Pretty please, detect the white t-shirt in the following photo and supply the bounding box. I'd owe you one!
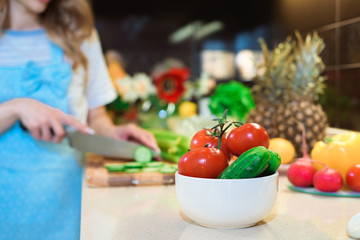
[69,30,117,123]
[0,28,117,124]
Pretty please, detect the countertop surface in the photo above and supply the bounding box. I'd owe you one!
[81,172,359,240]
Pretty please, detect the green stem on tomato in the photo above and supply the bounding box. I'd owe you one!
[211,109,234,150]
[217,125,224,150]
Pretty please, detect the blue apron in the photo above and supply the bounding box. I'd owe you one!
[0,42,82,239]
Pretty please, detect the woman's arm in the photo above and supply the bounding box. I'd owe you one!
[0,98,90,143]
[87,106,160,153]
[82,31,158,152]
[0,99,22,134]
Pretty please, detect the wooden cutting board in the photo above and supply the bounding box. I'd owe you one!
[85,154,176,187]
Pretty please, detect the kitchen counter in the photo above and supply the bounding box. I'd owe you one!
[81,173,359,240]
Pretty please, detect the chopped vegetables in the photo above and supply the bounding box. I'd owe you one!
[105,161,177,174]
[134,146,153,163]
[146,128,190,163]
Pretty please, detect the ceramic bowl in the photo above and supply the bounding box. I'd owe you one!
[175,171,279,229]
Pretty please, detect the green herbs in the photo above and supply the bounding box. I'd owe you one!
[209,81,255,122]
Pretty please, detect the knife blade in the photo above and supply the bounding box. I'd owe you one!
[19,123,150,159]
[65,128,141,159]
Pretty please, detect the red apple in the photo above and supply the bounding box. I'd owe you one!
[287,160,317,187]
[313,168,343,192]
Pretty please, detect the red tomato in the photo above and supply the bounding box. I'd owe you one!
[178,147,228,178]
[220,134,232,160]
[313,168,343,192]
[190,129,232,160]
[190,129,218,149]
[226,123,270,157]
[346,164,360,192]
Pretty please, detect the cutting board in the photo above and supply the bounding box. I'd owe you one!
[85,154,176,187]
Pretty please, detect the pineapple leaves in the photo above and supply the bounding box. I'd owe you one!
[254,30,327,103]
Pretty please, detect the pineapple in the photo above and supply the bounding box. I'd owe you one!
[274,31,328,157]
[247,37,294,137]
[248,31,328,157]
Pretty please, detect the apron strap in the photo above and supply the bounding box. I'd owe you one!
[49,42,68,65]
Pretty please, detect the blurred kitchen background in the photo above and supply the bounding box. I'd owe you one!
[90,0,360,131]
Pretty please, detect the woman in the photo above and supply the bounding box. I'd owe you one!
[0,0,159,239]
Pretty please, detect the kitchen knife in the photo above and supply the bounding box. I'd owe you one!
[65,128,142,159]
[20,123,147,159]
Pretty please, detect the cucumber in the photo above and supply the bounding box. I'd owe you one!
[105,160,178,174]
[218,146,271,179]
[124,168,142,173]
[124,162,144,168]
[134,146,153,163]
[262,150,281,176]
[169,164,178,170]
[145,161,164,168]
[159,165,177,174]
[105,164,126,172]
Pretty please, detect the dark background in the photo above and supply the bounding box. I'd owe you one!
[91,0,360,131]
[92,0,275,75]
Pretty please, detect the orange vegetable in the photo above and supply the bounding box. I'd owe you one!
[108,61,126,81]
[311,132,360,181]
[269,138,295,164]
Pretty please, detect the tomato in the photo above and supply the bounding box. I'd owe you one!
[220,134,232,160]
[313,168,343,192]
[346,164,360,192]
[226,123,270,157]
[178,147,228,178]
[190,129,232,160]
[190,129,217,149]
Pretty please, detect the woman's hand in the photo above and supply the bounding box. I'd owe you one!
[13,98,91,143]
[88,106,160,153]
[106,123,160,153]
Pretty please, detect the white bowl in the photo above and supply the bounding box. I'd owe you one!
[175,171,279,229]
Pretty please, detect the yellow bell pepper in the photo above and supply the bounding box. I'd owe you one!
[311,131,360,181]
[179,101,197,118]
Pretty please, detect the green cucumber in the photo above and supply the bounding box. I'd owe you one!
[169,164,178,170]
[145,162,164,168]
[159,165,177,174]
[105,164,126,172]
[262,150,281,176]
[124,162,144,168]
[134,146,153,163]
[218,146,271,179]
[124,168,142,173]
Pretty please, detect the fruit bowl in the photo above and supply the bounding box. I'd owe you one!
[175,171,279,229]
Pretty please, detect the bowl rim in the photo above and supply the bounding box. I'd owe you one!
[175,171,279,182]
